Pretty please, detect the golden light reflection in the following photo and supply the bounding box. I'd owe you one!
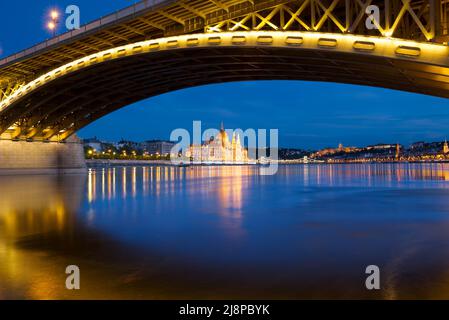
[0,175,85,299]
[122,167,127,198]
[217,166,245,218]
[87,169,95,203]
[132,167,137,198]
[107,168,113,199]
[101,168,106,200]
[85,166,255,215]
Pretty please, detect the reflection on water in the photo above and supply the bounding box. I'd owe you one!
[0,175,85,299]
[3,164,449,299]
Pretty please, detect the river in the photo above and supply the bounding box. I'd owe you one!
[2,164,449,299]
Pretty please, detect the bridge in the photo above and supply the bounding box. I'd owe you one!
[1,0,449,171]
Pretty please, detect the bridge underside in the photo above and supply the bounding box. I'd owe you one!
[1,0,449,141]
[2,32,449,141]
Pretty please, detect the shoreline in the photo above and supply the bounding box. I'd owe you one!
[86,159,449,167]
[86,159,258,167]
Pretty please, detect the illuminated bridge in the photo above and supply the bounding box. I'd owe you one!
[2,0,449,143]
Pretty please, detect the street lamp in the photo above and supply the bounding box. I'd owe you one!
[50,10,59,20]
[47,9,60,37]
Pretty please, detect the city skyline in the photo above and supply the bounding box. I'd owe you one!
[83,134,449,153]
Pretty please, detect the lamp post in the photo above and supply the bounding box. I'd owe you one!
[47,10,60,37]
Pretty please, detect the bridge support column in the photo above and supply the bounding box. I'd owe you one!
[0,134,86,175]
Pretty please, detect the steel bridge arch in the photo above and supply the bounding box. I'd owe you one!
[1,30,449,141]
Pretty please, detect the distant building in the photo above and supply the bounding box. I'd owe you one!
[338,143,344,151]
[117,140,141,151]
[83,137,102,152]
[443,140,449,154]
[312,143,358,158]
[410,141,425,150]
[366,144,396,150]
[278,148,310,160]
[395,143,401,159]
[186,124,249,163]
[143,140,175,156]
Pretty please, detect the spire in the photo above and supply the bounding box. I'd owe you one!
[220,121,224,132]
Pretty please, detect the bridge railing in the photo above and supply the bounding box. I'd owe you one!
[0,0,173,67]
[2,0,449,69]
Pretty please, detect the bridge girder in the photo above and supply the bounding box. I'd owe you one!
[204,0,443,41]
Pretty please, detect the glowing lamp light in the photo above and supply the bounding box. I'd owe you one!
[46,9,60,35]
[47,21,56,30]
[50,10,59,20]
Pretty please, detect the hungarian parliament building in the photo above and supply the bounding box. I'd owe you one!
[185,125,250,164]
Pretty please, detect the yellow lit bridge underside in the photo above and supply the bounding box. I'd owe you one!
[2,31,449,140]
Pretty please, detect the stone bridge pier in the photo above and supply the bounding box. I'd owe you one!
[0,134,86,175]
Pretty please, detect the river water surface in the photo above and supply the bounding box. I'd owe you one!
[2,164,449,299]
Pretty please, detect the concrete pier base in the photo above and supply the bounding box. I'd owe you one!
[0,135,87,175]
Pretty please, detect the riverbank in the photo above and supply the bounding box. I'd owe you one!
[87,159,449,167]
[87,159,174,167]
[86,159,259,167]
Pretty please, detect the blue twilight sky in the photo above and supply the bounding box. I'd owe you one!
[1,1,449,149]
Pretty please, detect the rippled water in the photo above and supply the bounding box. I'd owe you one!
[2,163,449,299]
